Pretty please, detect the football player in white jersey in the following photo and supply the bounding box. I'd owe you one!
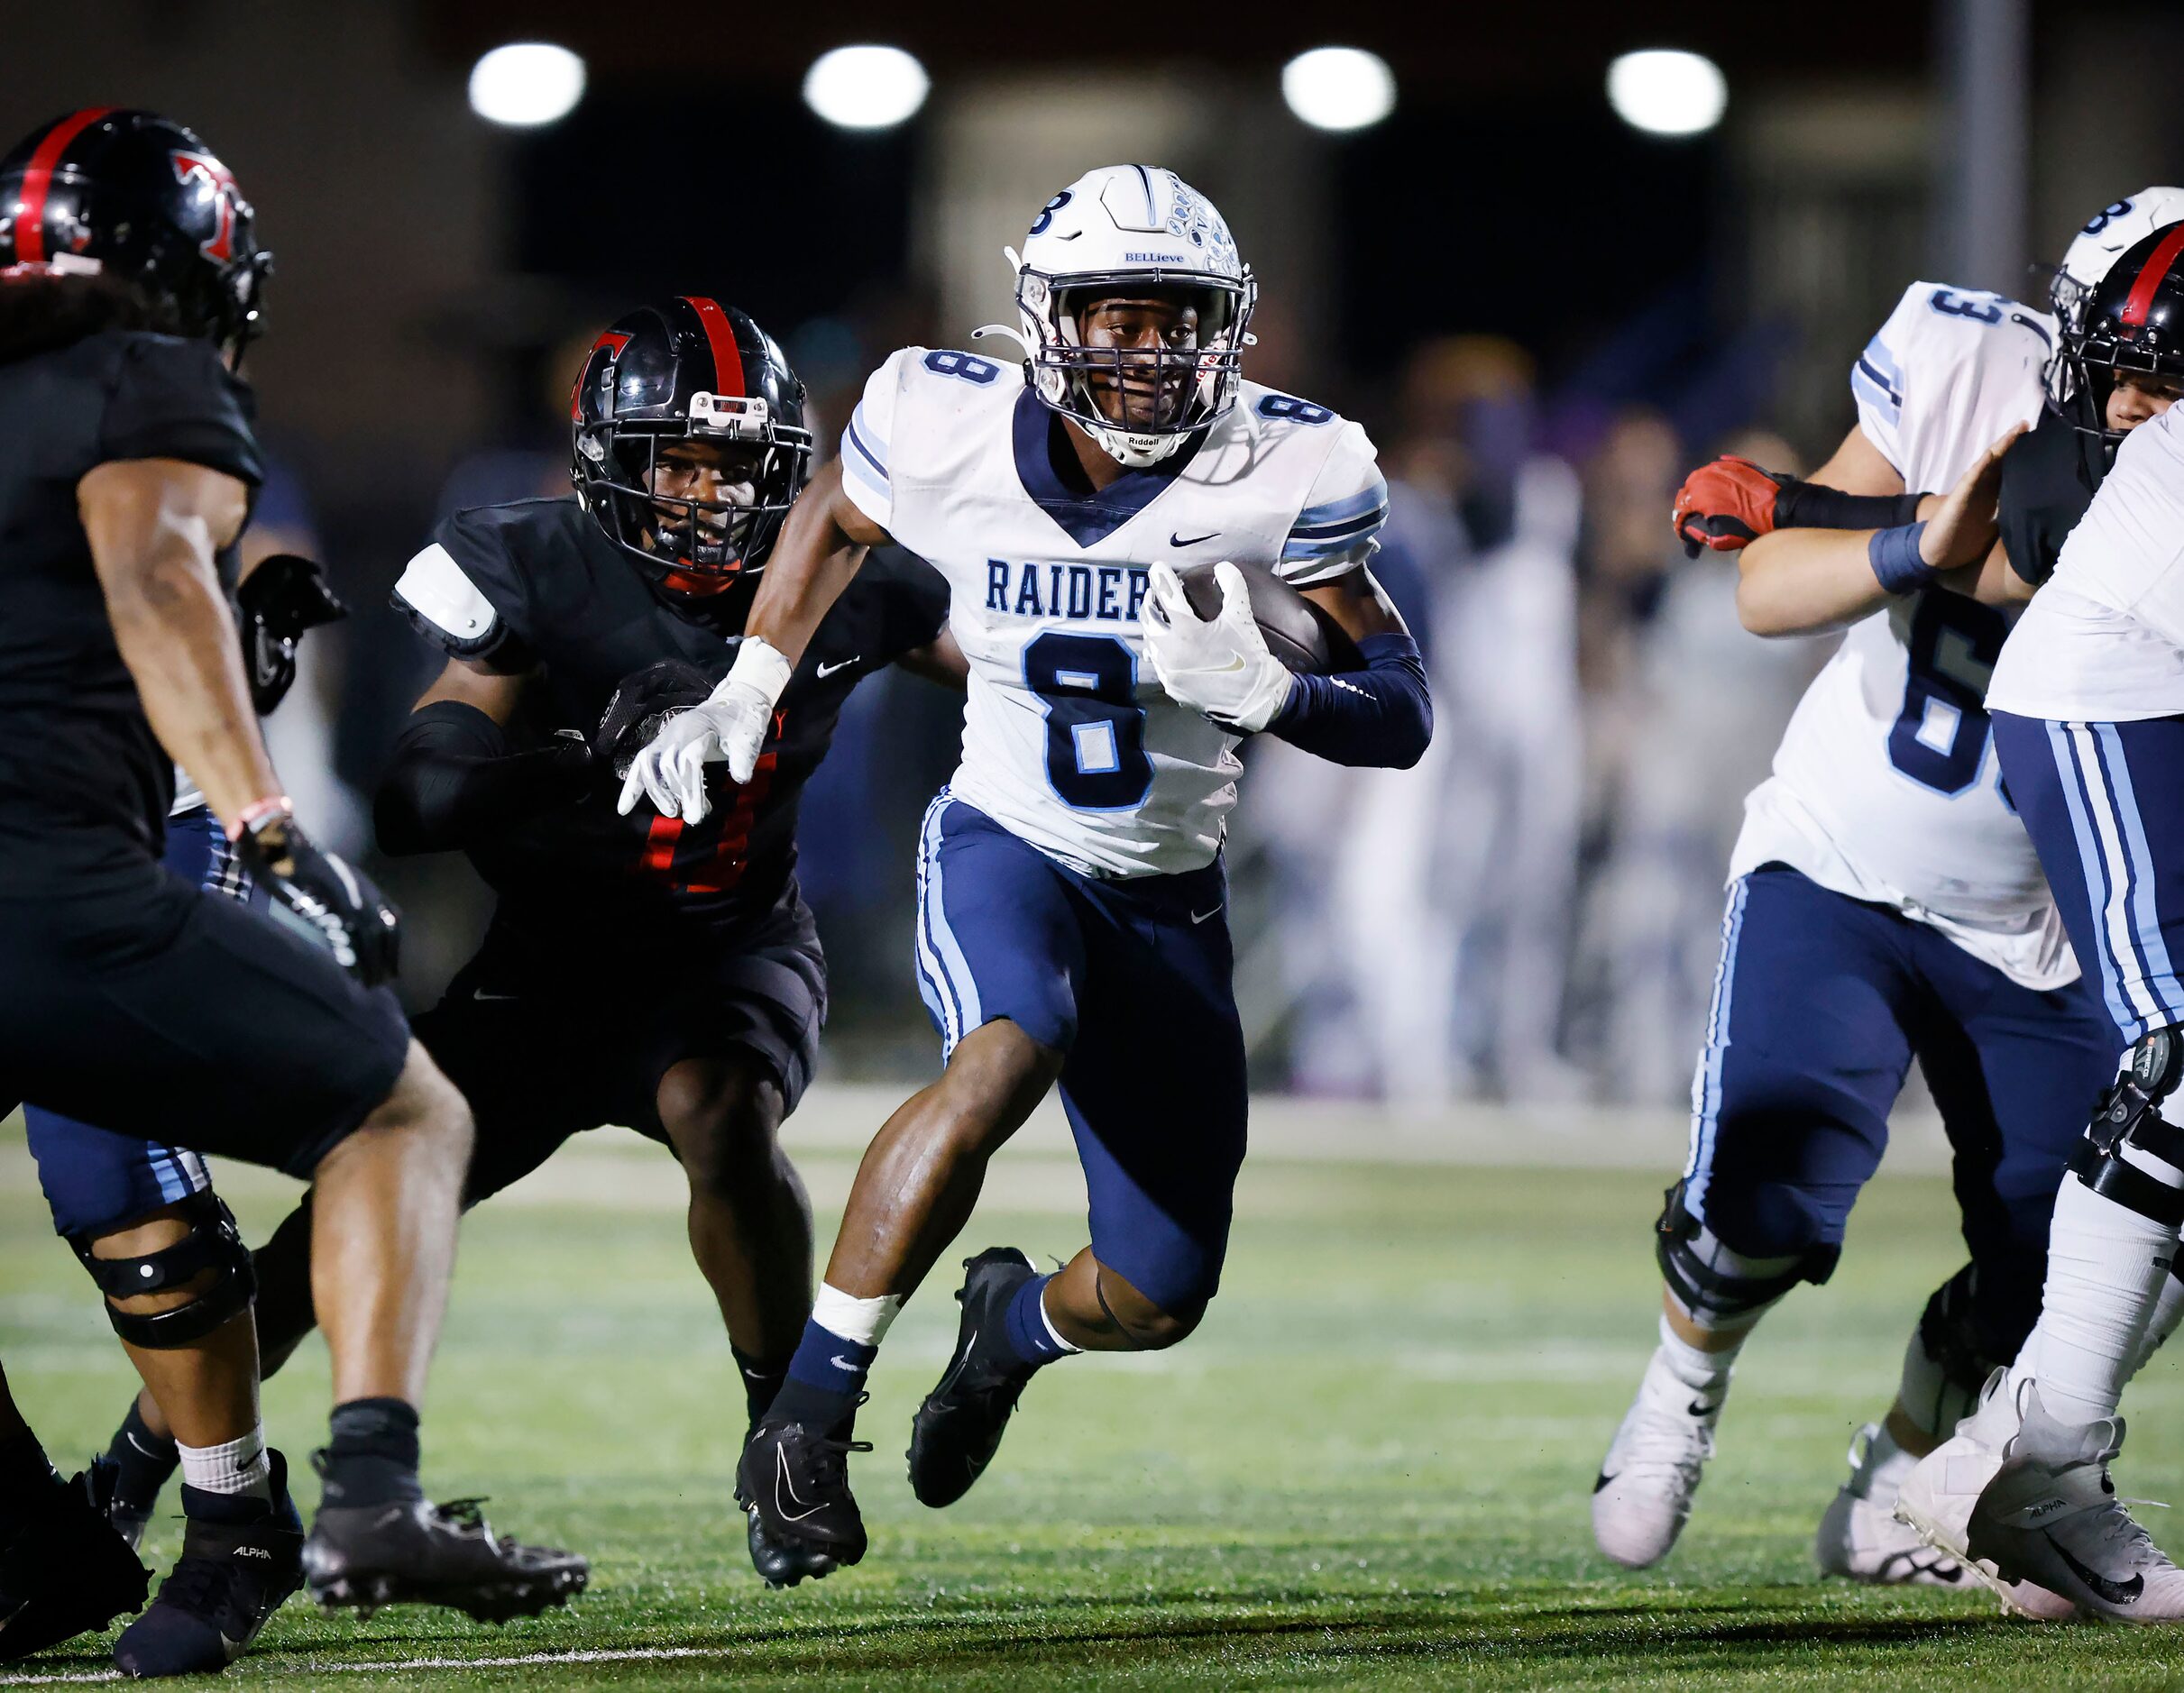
[1895,223,2184,1622]
[1593,190,2184,1608]
[620,165,1431,1583]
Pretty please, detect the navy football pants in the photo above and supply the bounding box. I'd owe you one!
[1993,711,2184,1051]
[1679,862,2113,1356]
[913,794,1246,1314]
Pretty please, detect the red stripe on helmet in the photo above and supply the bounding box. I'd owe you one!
[13,106,117,264]
[2120,224,2184,328]
[682,296,745,398]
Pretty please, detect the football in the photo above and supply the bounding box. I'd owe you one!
[1175,559,1363,675]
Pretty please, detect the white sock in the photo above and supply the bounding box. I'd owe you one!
[2131,1249,2184,1375]
[812,1282,902,1350]
[177,1425,272,1502]
[1656,1313,1739,1395]
[1855,1418,1920,1492]
[2012,1174,2177,1425]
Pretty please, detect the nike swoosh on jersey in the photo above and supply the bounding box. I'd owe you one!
[816,656,860,678]
[1170,530,1219,547]
[2047,1532,2145,1604]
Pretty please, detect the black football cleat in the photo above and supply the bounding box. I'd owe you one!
[302,1465,586,1624]
[0,1461,151,1662]
[734,1418,871,1587]
[907,1247,1042,1509]
[113,1451,305,1677]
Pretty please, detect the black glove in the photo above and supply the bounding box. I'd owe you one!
[236,554,347,716]
[592,658,718,779]
[232,805,400,987]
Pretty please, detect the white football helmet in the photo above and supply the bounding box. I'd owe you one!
[977,165,1257,469]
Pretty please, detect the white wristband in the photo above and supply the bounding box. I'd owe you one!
[718,636,794,709]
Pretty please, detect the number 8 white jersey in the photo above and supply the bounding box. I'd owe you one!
[1730,281,2078,987]
[841,345,1387,878]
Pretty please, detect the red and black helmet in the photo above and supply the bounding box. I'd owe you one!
[570,297,812,597]
[2058,220,2184,471]
[0,108,271,361]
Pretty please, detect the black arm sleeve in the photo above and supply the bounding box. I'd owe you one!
[373,700,593,856]
[1772,480,1925,532]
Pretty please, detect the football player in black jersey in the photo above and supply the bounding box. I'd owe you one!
[0,109,584,1670]
[103,296,963,1563]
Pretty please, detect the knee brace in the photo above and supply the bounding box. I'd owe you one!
[69,1191,256,1349]
[1656,1181,1838,1332]
[2071,1027,2184,1227]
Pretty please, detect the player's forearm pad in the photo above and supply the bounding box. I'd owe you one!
[1268,633,1432,769]
[1773,480,1926,533]
[374,700,593,855]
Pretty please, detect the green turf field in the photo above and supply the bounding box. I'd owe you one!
[9,1124,2184,1689]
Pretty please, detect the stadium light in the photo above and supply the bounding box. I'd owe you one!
[803,45,930,131]
[1280,47,1396,133]
[467,42,587,128]
[1606,49,1728,138]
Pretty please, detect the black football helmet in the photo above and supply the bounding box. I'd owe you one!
[0,108,271,361]
[2056,220,2184,471]
[570,297,812,597]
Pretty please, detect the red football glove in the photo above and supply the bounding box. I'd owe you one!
[1671,456,1791,557]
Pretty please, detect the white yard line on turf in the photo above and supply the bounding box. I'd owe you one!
[3,1644,760,1686]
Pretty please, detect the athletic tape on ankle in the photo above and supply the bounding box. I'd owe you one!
[811,1283,902,1349]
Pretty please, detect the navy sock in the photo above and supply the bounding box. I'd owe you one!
[999,1273,1074,1371]
[319,1397,423,1510]
[766,1320,875,1435]
[731,1343,793,1432]
[179,1480,275,1525]
[105,1400,178,1513]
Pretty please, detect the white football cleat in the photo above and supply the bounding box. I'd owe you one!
[1815,1423,1972,1588]
[1892,1371,2079,1621]
[1963,1380,2184,1623]
[1592,1348,1723,1569]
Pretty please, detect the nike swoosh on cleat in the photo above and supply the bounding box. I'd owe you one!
[2047,1532,2145,1605]
[1593,1469,1617,1494]
[775,1446,823,1523]
[1687,1398,1720,1418]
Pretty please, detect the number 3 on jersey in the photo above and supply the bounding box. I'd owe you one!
[1888,593,2009,796]
[1023,632,1152,810]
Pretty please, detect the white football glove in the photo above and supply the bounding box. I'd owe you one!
[616,637,793,822]
[1142,561,1295,734]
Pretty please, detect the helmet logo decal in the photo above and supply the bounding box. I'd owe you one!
[170,150,240,262]
[1029,190,1072,237]
[571,329,632,419]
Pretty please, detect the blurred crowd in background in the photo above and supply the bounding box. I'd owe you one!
[16,0,2182,1104]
